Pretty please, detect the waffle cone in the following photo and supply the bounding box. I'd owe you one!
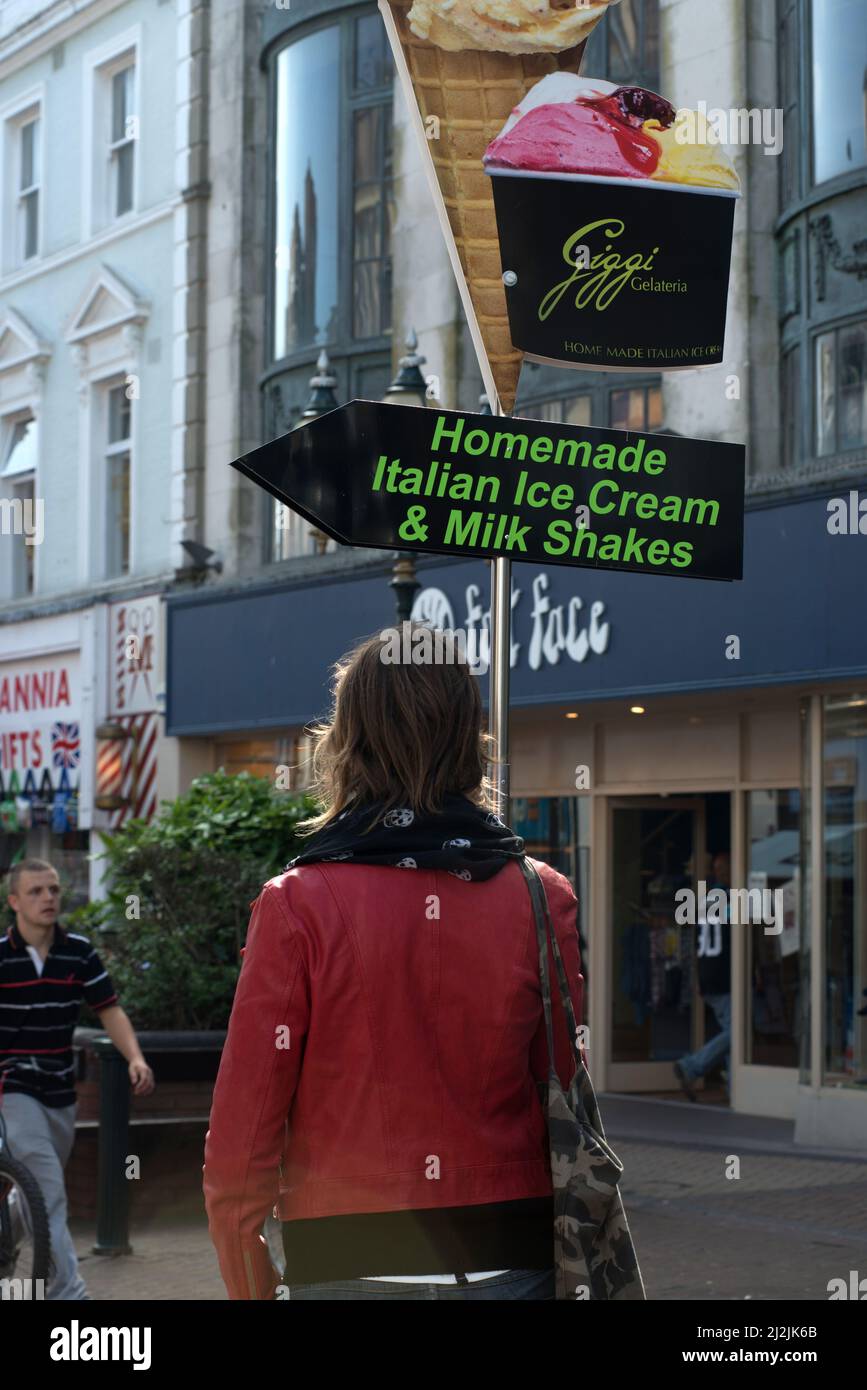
[384,1,596,414]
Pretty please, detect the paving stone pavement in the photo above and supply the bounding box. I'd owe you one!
[620,1140,867,1236]
[70,1214,228,1302]
[616,1139,867,1301]
[67,1139,867,1301]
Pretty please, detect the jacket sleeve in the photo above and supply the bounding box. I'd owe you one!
[528,862,586,1092]
[203,881,309,1299]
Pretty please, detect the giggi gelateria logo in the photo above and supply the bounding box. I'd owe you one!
[538,218,685,319]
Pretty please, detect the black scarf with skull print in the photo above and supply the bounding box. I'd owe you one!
[287,793,525,882]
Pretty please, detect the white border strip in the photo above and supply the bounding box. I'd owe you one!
[486,167,740,198]
[378,0,500,409]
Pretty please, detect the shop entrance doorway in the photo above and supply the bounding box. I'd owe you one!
[606,794,731,1098]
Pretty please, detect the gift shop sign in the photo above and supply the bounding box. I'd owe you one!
[232,401,745,582]
[0,654,81,796]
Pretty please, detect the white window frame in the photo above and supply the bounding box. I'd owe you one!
[16,113,41,263]
[83,370,136,582]
[107,60,136,222]
[65,266,147,584]
[81,26,141,238]
[0,87,45,274]
[0,407,41,599]
[102,377,133,580]
[9,471,37,597]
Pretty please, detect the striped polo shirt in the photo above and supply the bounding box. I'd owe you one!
[0,921,118,1108]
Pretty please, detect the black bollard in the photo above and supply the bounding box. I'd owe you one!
[91,1036,133,1255]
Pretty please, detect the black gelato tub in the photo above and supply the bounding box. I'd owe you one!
[488,167,739,372]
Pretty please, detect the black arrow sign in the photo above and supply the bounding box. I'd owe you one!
[231,400,745,581]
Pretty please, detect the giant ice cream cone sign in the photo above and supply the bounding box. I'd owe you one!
[381,1,741,403]
[379,0,619,414]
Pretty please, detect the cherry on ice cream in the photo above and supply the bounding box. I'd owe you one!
[610,85,677,128]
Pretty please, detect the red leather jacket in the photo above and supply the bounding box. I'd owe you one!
[203,857,584,1299]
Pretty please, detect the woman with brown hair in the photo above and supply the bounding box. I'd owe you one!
[203,625,585,1300]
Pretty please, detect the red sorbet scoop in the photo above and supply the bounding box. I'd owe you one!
[485,90,666,179]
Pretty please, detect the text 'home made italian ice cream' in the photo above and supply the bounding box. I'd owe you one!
[405,0,620,54]
[484,75,741,191]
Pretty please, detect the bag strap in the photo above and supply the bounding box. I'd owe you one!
[520,858,582,1079]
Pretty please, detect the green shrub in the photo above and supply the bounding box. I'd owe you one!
[66,771,318,1030]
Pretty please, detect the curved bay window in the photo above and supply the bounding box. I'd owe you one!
[811,0,867,188]
[516,377,662,435]
[266,4,395,560]
[515,0,663,431]
[273,28,340,362]
[777,0,867,476]
[814,320,867,458]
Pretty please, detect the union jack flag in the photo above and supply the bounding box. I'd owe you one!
[51,722,80,769]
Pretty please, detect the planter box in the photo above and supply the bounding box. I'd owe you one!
[67,1122,210,1225]
[68,1030,227,1222]
[73,1028,226,1123]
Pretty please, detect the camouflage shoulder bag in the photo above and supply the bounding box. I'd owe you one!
[521,858,646,1301]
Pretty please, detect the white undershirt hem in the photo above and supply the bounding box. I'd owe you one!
[360,1270,511,1283]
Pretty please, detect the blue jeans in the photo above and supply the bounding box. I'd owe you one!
[286,1268,556,1300]
[679,993,731,1081]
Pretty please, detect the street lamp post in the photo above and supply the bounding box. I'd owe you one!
[390,553,421,624]
[301,347,339,420]
[300,348,339,556]
[382,328,430,408]
[383,329,429,623]
[478,388,511,822]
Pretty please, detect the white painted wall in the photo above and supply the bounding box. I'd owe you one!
[659,0,756,449]
[391,76,464,410]
[0,0,179,605]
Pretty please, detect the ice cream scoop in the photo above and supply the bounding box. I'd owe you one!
[406,0,620,54]
[646,110,740,191]
[484,75,740,191]
[485,77,666,178]
[494,72,617,140]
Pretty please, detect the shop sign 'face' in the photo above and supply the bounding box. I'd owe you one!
[412,572,611,675]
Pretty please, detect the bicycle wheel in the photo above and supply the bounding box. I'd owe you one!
[0,1154,52,1298]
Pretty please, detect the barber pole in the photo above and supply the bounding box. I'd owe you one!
[96,735,124,807]
[109,712,158,829]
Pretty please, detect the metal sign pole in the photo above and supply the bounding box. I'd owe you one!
[488,394,511,825]
[488,553,511,825]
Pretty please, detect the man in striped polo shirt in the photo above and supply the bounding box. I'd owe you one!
[1,858,154,1300]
